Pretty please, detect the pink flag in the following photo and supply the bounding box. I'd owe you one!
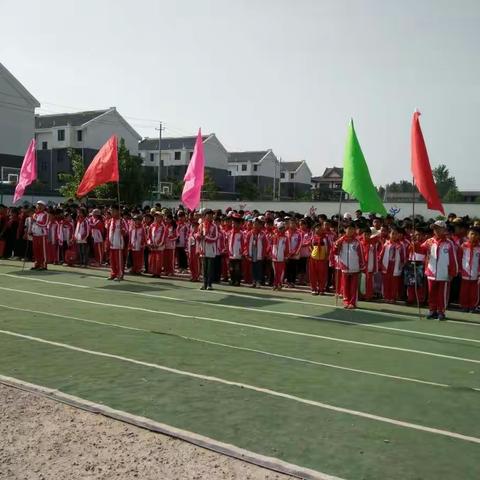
[13,139,37,203]
[181,129,205,210]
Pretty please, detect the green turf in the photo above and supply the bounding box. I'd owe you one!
[0,262,479,479]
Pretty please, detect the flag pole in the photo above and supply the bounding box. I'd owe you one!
[335,188,343,307]
[411,177,422,321]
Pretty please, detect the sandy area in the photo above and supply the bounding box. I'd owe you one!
[0,383,293,480]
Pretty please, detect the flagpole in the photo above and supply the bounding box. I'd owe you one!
[335,188,343,307]
[411,177,422,321]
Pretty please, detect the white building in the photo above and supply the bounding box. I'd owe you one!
[279,161,313,199]
[0,63,40,183]
[139,134,233,192]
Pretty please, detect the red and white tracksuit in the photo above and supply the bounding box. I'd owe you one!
[420,237,458,314]
[188,224,200,281]
[129,225,146,274]
[47,219,60,264]
[163,225,177,275]
[406,246,426,304]
[89,217,105,264]
[31,211,49,268]
[309,234,329,293]
[458,241,480,309]
[379,240,405,302]
[334,236,365,308]
[271,233,290,287]
[108,218,128,279]
[361,236,381,300]
[147,222,165,276]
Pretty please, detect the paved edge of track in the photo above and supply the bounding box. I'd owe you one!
[0,375,344,480]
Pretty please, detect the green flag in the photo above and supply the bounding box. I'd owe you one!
[342,119,387,216]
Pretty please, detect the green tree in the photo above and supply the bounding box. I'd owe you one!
[201,172,219,200]
[433,164,459,199]
[59,149,85,199]
[237,181,259,200]
[444,188,463,202]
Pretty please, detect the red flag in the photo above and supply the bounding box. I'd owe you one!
[410,111,445,215]
[76,135,119,197]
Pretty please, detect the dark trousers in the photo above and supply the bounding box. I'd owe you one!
[252,261,263,284]
[78,243,89,266]
[229,259,242,285]
[263,259,273,285]
[176,247,188,270]
[144,248,149,273]
[203,257,215,288]
[286,258,298,284]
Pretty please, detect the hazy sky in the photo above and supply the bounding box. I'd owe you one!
[2,0,479,188]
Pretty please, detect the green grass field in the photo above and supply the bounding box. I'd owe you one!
[0,260,479,480]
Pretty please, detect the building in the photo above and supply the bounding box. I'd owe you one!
[279,161,312,199]
[311,167,343,200]
[35,108,142,191]
[139,134,233,193]
[0,63,40,186]
[228,150,279,198]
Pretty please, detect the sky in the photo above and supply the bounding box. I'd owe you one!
[2,0,479,189]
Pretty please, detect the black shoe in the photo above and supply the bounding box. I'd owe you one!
[426,311,438,319]
[438,313,447,321]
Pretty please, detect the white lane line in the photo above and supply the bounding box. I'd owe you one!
[1,286,480,365]
[1,273,479,345]
[1,304,462,390]
[1,328,480,445]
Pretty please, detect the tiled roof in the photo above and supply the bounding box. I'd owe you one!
[139,135,208,151]
[228,151,269,163]
[35,110,109,128]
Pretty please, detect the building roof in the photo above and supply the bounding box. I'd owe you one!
[139,135,209,151]
[0,62,40,108]
[280,161,303,172]
[228,150,270,164]
[35,110,109,129]
[322,167,343,177]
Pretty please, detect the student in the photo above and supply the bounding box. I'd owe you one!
[107,205,128,281]
[285,218,302,287]
[245,218,269,288]
[30,200,49,270]
[360,227,382,300]
[378,226,405,303]
[89,208,105,266]
[58,211,75,265]
[163,214,177,276]
[405,226,427,305]
[309,223,329,295]
[47,209,60,265]
[333,224,365,309]
[213,215,225,283]
[147,211,165,278]
[298,219,312,285]
[227,215,244,286]
[198,209,218,290]
[458,227,480,312]
[271,222,290,290]
[129,215,146,275]
[419,220,458,320]
[175,210,189,273]
[74,207,90,268]
[187,216,201,282]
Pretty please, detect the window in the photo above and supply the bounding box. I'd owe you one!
[149,153,155,162]
[228,170,232,176]
[57,129,65,141]
[189,151,194,159]
[290,173,295,180]
[42,141,48,150]
[280,172,285,179]
[77,130,83,142]
[253,165,258,172]
[174,151,181,160]
[241,164,247,171]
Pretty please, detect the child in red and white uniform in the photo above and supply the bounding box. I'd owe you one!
[197,209,218,290]
[378,227,405,303]
[458,227,480,312]
[129,215,146,275]
[175,211,189,272]
[107,206,128,280]
[263,218,275,286]
[285,219,302,287]
[419,221,458,320]
[271,222,290,290]
[188,217,201,281]
[58,211,75,264]
[89,209,105,266]
[245,218,269,288]
[147,211,165,278]
[163,214,177,276]
[405,226,427,305]
[360,227,382,300]
[309,224,329,295]
[31,200,49,270]
[221,216,232,282]
[214,215,226,283]
[227,216,244,286]
[47,210,60,265]
[298,219,312,285]
[74,208,90,267]
[333,224,365,309]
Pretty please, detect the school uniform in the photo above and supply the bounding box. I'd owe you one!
[31,211,49,269]
[298,229,312,282]
[188,224,201,281]
[379,240,405,302]
[214,226,226,283]
[198,220,218,289]
[175,221,189,270]
[47,219,60,264]
[108,218,128,279]
[129,225,146,274]
[271,233,290,288]
[147,222,165,277]
[163,225,177,276]
[74,217,90,267]
[334,236,365,308]
[309,234,329,294]
[420,237,458,315]
[361,235,382,300]
[458,241,480,310]
[245,229,269,286]
[405,244,427,305]
[227,227,244,286]
[89,217,105,265]
[285,229,302,285]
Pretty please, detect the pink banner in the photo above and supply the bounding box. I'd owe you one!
[13,139,37,203]
[181,129,205,210]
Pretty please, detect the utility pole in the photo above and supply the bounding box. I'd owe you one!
[278,157,282,201]
[155,122,164,202]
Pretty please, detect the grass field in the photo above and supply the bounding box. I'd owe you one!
[0,259,479,480]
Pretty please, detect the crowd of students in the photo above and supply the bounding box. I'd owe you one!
[0,200,479,320]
